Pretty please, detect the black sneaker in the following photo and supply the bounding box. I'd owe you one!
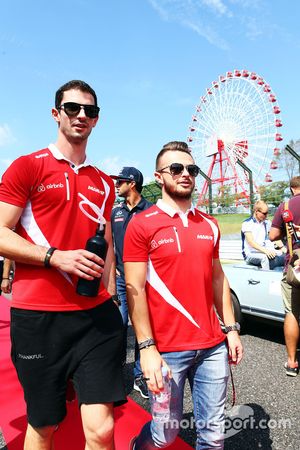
[133,376,149,399]
[284,362,299,377]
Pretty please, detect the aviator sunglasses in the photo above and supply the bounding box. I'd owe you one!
[58,102,100,119]
[158,162,200,177]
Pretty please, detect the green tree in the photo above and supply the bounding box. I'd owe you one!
[217,185,235,207]
[277,139,300,180]
[141,181,161,203]
[259,181,289,206]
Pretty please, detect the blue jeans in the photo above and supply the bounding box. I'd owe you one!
[116,275,142,377]
[135,341,229,449]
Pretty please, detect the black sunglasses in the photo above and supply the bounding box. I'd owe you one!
[258,210,268,216]
[158,163,200,177]
[58,102,100,119]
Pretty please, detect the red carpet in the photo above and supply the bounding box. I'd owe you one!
[0,297,192,449]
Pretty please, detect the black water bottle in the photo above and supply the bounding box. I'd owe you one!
[76,224,108,297]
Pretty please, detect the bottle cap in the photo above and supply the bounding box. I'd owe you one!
[98,223,106,232]
[161,366,168,377]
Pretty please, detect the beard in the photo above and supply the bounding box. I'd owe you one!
[164,180,194,200]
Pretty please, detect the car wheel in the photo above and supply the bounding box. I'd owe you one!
[231,291,244,330]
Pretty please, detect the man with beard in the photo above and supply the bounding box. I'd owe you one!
[0,80,125,450]
[124,141,243,450]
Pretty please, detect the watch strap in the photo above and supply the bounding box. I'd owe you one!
[138,338,156,350]
[224,322,240,334]
[44,247,57,268]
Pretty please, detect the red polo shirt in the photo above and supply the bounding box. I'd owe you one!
[123,200,225,352]
[0,144,115,311]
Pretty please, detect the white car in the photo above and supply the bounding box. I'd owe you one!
[222,262,284,326]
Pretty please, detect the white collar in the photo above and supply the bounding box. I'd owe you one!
[156,198,196,218]
[48,143,93,171]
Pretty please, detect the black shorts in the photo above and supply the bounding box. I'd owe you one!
[11,299,126,428]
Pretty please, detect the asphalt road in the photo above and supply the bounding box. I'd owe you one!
[126,318,300,450]
[1,318,299,450]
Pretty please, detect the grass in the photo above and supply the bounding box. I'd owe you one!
[212,213,249,236]
[213,213,275,236]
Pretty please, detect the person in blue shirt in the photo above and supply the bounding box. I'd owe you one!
[111,167,152,398]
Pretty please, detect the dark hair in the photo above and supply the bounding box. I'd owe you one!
[55,80,98,109]
[155,141,192,170]
[290,176,300,189]
[135,183,143,194]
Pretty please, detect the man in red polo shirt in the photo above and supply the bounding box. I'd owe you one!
[0,80,125,450]
[124,141,243,450]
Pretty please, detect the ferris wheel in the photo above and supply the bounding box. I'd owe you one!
[187,69,283,206]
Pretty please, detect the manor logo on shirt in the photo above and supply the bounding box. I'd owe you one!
[35,153,49,159]
[197,234,213,240]
[145,211,158,218]
[88,185,105,195]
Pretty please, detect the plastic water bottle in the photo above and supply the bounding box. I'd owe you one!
[76,224,108,297]
[150,367,171,423]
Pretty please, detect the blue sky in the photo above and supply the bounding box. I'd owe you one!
[0,0,299,185]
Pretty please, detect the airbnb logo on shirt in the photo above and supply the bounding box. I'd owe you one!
[151,238,175,249]
[46,183,64,189]
[37,184,46,192]
[37,183,64,192]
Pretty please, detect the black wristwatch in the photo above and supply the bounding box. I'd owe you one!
[224,322,241,334]
[138,338,156,350]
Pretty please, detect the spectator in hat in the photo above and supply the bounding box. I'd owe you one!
[111,167,153,399]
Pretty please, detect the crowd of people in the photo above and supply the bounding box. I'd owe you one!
[0,79,298,450]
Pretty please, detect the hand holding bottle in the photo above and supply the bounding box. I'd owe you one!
[150,366,171,423]
[76,224,108,297]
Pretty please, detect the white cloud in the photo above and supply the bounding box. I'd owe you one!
[184,19,229,51]
[202,0,232,17]
[0,124,16,148]
[148,0,287,49]
[148,0,231,50]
